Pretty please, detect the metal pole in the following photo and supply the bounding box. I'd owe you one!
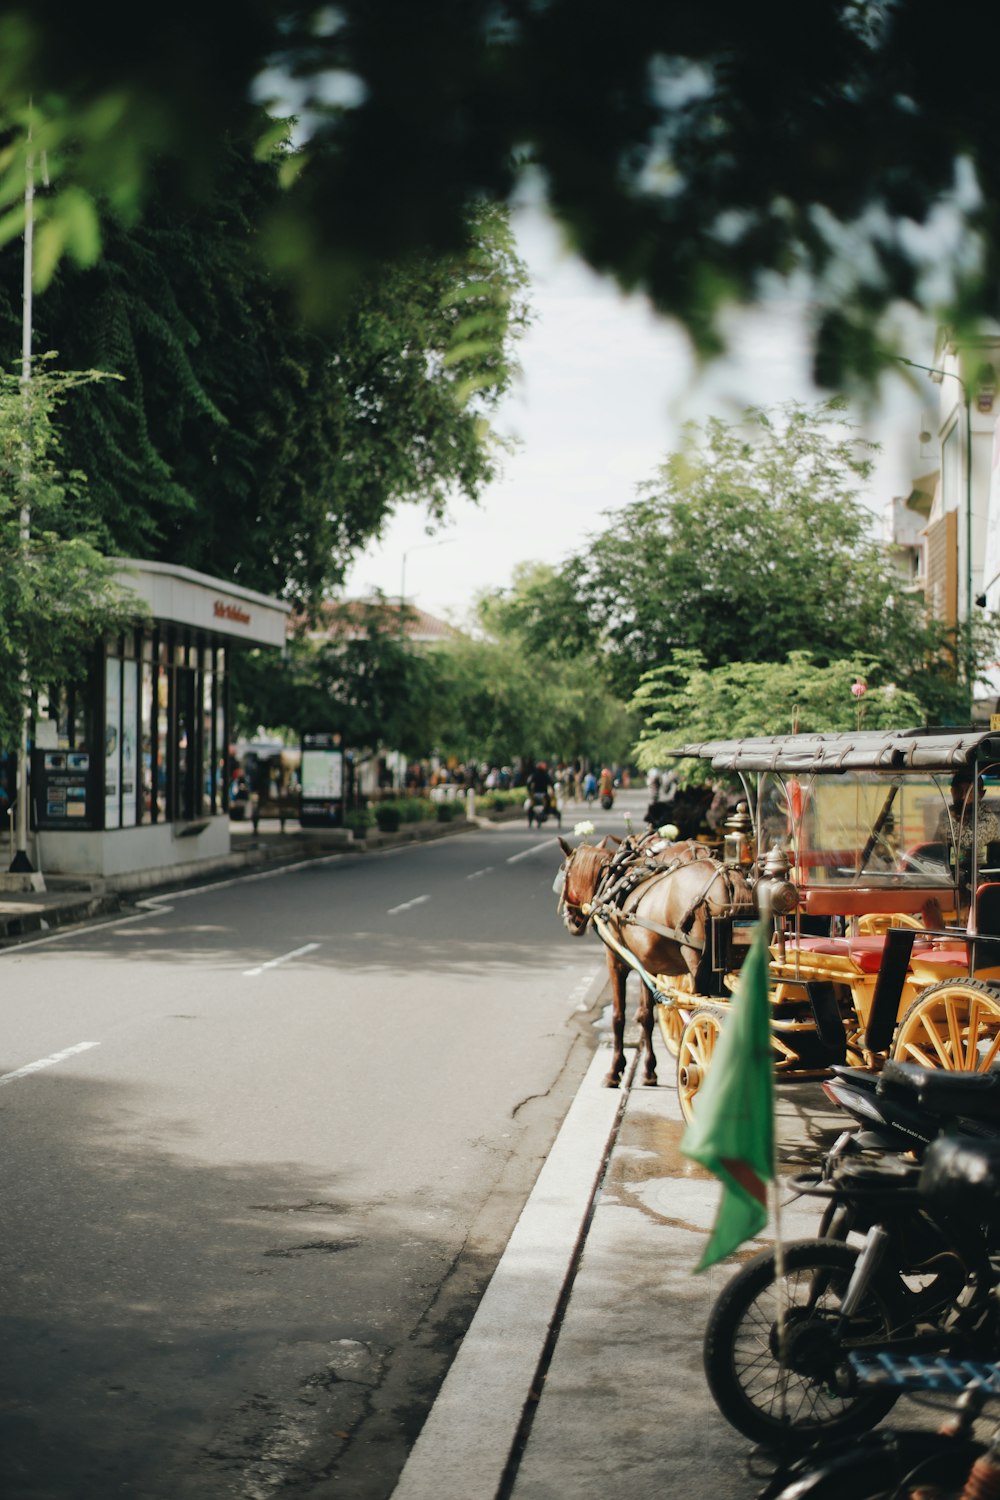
[10,121,34,872]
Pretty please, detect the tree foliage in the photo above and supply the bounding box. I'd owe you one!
[0,364,144,746]
[2,4,1000,382]
[0,140,529,607]
[230,602,449,754]
[486,402,988,723]
[232,592,635,770]
[632,650,925,775]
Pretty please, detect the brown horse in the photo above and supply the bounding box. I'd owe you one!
[556,835,754,1087]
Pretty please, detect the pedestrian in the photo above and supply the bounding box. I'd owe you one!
[583,769,598,804]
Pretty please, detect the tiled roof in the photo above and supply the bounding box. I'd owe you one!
[294,598,459,644]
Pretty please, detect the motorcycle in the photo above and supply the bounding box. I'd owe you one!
[527,790,561,829]
[703,1073,1000,1452]
[757,1139,1000,1496]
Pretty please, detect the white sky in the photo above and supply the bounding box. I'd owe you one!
[342,205,934,625]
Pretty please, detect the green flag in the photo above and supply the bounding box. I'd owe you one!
[681,920,774,1271]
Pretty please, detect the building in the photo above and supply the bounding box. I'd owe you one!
[29,559,289,879]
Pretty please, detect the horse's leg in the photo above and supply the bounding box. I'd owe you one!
[604,949,628,1087]
[635,978,658,1086]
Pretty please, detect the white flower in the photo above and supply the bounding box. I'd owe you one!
[658,823,680,840]
[574,820,596,837]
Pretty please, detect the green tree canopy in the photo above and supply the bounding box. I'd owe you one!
[0,140,529,607]
[486,402,984,722]
[0,364,144,746]
[2,4,999,382]
[632,650,925,777]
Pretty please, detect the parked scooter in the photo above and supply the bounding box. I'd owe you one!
[703,1070,1000,1451]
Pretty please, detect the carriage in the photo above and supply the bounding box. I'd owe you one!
[558,727,1000,1121]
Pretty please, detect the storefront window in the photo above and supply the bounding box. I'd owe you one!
[141,661,154,824]
[105,658,122,830]
[122,658,139,827]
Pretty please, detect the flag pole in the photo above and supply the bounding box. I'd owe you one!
[761,887,789,1420]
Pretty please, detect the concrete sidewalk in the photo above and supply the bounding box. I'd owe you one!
[391,1037,876,1500]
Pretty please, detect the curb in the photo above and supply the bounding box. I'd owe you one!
[391,1040,635,1500]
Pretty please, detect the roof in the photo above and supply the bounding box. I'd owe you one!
[662,727,1000,774]
[299,598,459,644]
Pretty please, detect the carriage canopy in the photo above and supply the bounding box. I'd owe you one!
[663,727,1000,776]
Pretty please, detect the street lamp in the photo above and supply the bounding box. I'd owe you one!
[896,354,974,720]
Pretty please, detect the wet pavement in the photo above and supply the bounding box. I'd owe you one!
[391,1006,870,1500]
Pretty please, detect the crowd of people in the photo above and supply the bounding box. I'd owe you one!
[399,758,637,801]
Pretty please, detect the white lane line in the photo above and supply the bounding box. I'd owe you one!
[0,1041,100,1089]
[243,942,321,977]
[387,894,431,915]
[466,867,493,880]
[506,839,559,864]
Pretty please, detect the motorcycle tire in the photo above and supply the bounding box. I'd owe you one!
[760,1430,986,1500]
[600,794,613,809]
[703,1238,902,1451]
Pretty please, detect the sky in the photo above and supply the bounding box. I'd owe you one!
[342,205,934,626]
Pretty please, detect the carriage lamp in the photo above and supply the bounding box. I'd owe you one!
[755,843,800,917]
[723,803,756,869]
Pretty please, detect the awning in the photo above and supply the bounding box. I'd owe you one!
[661,727,1000,774]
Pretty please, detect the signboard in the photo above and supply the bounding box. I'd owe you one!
[32,749,96,829]
[300,732,345,827]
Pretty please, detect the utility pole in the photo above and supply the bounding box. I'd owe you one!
[10,113,40,877]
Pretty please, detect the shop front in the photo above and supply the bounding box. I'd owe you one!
[31,559,289,879]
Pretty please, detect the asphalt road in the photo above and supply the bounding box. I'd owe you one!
[0,797,632,1500]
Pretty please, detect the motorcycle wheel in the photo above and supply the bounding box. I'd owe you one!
[703,1238,902,1451]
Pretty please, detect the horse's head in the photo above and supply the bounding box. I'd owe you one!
[555,836,615,936]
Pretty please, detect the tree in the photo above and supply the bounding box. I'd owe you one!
[3,4,1000,383]
[230,601,450,754]
[632,650,925,776]
[0,364,143,747]
[434,630,636,769]
[491,402,985,720]
[0,140,529,607]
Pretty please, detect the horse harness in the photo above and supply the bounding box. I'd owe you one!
[588,844,747,955]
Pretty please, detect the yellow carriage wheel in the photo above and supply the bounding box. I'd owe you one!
[677,1003,728,1124]
[655,975,694,1057]
[891,978,1000,1073]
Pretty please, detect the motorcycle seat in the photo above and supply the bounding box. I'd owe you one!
[879,1058,1000,1120]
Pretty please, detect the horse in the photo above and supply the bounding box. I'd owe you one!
[556,835,755,1088]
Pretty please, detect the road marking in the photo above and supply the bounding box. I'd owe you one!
[507,839,559,864]
[387,894,431,915]
[0,1041,100,1089]
[243,942,320,977]
[467,867,493,880]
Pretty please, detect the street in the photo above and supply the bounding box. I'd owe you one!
[0,799,626,1499]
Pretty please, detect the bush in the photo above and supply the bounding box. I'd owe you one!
[375,803,401,833]
[436,802,454,822]
[345,807,375,837]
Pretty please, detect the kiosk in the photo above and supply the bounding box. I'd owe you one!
[30,559,290,879]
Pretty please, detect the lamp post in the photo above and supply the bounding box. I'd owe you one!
[10,116,37,873]
[897,355,974,721]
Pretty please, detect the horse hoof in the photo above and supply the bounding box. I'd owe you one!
[643,1074,658,1087]
[603,1074,621,1089]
